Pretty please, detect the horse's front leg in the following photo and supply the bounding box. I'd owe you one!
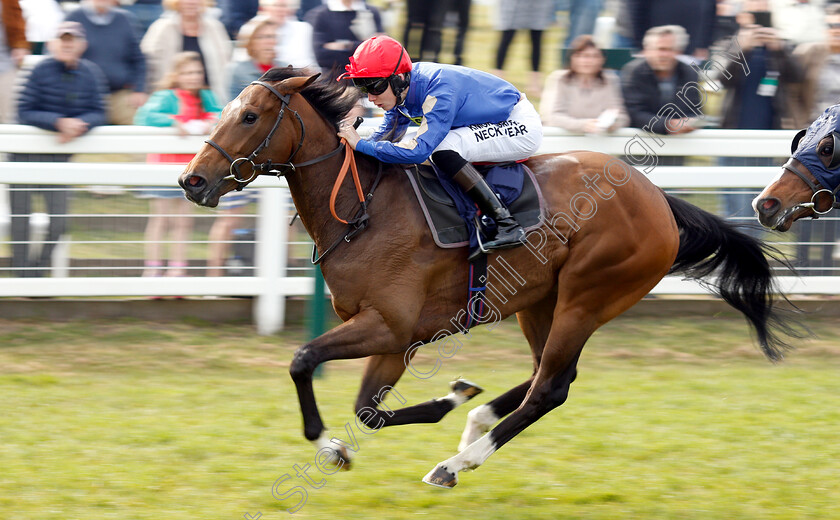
[288,308,410,469]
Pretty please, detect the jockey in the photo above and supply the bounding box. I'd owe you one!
[337,35,543,253]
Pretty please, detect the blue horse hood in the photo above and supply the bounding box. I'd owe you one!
[792,104,840,191]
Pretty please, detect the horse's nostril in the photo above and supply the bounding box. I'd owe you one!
[757,198,780,217]
[182,174,206,193]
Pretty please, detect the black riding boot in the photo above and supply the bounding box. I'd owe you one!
[452,163,525,251]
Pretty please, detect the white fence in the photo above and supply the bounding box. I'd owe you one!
[1,124,838,333]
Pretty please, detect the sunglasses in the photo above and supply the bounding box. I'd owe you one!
[830,22,840,29]
[352,77,390,95]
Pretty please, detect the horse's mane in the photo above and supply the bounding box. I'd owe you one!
[260,67,361,130]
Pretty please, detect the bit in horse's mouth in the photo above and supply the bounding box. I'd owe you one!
[769,206,802,231]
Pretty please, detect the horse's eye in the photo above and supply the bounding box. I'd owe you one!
[819,144,833,157]
[243,112,258,125]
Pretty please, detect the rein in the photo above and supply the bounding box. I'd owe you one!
[330,138,366,224]
[312,160,384,265]
[204,79,379,264]
[782,158,840,217]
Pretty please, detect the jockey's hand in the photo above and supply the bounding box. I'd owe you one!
[338,121,361,150]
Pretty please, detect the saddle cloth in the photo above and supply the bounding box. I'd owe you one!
[403,162,546,250]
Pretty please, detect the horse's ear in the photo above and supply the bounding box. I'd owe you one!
[791,128,807,155]
[279,73,322,94]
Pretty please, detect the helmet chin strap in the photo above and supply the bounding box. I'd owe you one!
[396,81,409,104]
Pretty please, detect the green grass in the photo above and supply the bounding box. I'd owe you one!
[1,315,839,519]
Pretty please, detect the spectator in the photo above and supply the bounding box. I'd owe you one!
[711,0,741,44]
[219,0,258,39]
[620,25,702,136]
[628,0,717,59]
[65,0,148,125]
[794,4,840,124]
[297,0,322,20]
[203,14,275,278]
[713,1,801,130]
[134,51,222,277]
[540,34,629,132]
[122,0,164,39]
[493,0,555,98]
[565,0,603,48]
[612,0,635,48]
[1,0,28,122]
[448,0,470,66]
[11,21,107,277]
[226,15,279,101]
[792,3,840,271]
[403,0,446,62]
[141,0,231,103]
[206,189,258,276]
[19,0,62,55]
[710,0,801,237]
[305,0,383,81]
[261,0,317,69]
[770,0,827,45]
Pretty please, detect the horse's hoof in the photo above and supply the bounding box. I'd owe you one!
[422,465,458,488]
[450,378,483,400]
[321,445,353,471]
[336,445,353,471]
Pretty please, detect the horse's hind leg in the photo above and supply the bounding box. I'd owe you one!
[458,379,531,451]
[424,311,590,488]
[424,237,674,487]
[458,299,553,450]
[354,353,484,430]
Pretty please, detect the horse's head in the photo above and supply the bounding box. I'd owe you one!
[179,71,321,207]
[754,105,840,231]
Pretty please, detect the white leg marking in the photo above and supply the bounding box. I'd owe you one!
[309,430,353,469]
[439,391,469,408]
[310,431,334,452]
[458,404,499,452]
[424,432,498,485]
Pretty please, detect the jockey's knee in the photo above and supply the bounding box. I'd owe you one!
[431,150,467,178]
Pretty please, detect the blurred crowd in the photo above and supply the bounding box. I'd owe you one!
[2,0,840,277]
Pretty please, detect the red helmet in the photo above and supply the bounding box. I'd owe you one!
[338,36,412,80]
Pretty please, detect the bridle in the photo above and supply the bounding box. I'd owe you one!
[202,79,383,265]
[781,158,840,219]
[204,80,346,191]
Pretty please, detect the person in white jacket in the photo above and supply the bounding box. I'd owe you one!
[261,0,319,70]
[141,0,231,102]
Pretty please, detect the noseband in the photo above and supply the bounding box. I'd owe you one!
[781,158,840,218]
[204,80,345,190]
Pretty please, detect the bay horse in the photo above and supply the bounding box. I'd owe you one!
[755,105,840,231]
[179,69,795,488]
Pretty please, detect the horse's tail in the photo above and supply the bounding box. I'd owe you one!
[664,193,803,361]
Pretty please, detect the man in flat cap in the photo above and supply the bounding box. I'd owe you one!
[10,21,108,277]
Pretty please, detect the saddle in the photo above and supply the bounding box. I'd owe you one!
[404,161,546,251]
